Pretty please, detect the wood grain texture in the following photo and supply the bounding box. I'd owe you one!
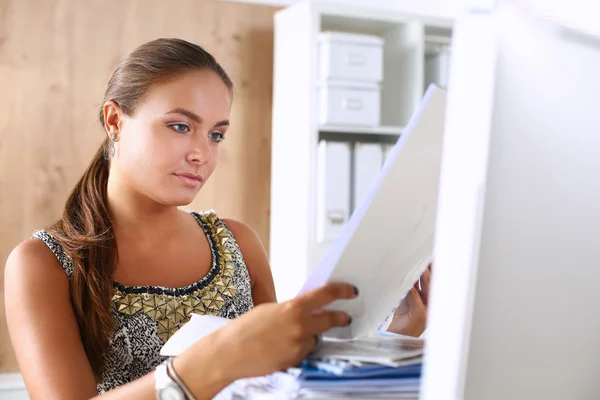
[0,0,278,372]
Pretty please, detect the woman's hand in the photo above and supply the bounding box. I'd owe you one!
[174,282,357,397]
[387,264,432,337]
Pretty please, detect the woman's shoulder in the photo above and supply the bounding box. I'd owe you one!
[220,218,261,242]
[193,210,272,291]
[4,237,71,297]
[188,208,262,245]
[187,209,252,235]
[31,229,74,277]
[7,236,64,268]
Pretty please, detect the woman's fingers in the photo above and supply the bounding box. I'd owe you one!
[296,282,358,310]
[309,310,351,335]
[419,266,432,306]
[407,286,426,313]
[301,335,320,358]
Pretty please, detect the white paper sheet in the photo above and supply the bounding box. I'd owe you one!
[160,314,231,357]
[298,85,447,339]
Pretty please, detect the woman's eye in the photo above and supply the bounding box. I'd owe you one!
[209,131,225,142]
[170,124,190,133]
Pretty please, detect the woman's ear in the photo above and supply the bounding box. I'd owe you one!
[102,101,122,140]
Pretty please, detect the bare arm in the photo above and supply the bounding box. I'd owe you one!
[4,239,231,400]
[223,219,277,305]
[5,238,355,399]
[5,239,98,399]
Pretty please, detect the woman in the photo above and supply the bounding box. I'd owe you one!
[4,38,428,400]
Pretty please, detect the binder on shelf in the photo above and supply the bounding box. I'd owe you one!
[316,140,351,243]
[318,124,404,136]
[425,47,451,90]
[353,143,384,213]
[382,143,394,165]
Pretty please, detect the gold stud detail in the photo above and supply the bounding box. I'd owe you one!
[223,248,233,262]
[201,290,225,311]
[166,300,187,324]
[116,294,143,315]
[215,277,237,298]
[142,296,167,321]
[112,292,123,303]
[215,226,229,245]
[157,318,178,342]
[224,264,235,278]
[181,296,207,316]
[205,211,218,226]
[167,310,186,324]
[193,303,207,315]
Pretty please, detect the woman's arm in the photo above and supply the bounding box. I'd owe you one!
[5,239,99,399]
[5,238,356,400]
[93,334,231,400]
[223,219,277,305]
[4,239,234,400]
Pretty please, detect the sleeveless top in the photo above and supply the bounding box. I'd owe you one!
[32,210,255,394]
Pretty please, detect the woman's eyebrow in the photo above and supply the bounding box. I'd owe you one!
[165,108,229,128]
[165,108,202,123]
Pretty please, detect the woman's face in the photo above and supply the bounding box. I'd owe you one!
[109,70,231,206]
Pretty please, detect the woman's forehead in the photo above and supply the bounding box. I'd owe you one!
[137,70,232,119]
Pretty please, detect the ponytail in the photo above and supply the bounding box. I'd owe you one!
[47,139,117,380]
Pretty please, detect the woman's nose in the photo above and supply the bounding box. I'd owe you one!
[187,139,213,165]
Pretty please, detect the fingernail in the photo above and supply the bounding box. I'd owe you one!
[353,286,359,296]
[347,316,353,326]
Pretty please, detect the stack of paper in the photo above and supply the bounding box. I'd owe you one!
[260,336,424,399]
[310,336,423,366]
[211,335,424,399]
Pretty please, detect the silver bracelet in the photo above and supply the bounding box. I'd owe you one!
[167,357,197,400]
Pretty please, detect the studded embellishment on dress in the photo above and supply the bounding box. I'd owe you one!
[215,277,237,297]
[32,209,254,394]
[115,293,143,315]
[111,212,240,342]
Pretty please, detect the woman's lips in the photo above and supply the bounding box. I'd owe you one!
[173,173,204,187]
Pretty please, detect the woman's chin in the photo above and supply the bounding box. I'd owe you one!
[157,192,198,208]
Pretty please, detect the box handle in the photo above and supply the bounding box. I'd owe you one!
[327,210,346,224]
[343,98,363,111]
[346,53,367,66]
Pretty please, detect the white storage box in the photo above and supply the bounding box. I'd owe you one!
[318,31,384,83]
[318,80,381,126]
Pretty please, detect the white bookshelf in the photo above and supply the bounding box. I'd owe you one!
[269,0,453,301]
[319,124,404,135]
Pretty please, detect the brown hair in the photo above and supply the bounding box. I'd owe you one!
[46,38,234,380]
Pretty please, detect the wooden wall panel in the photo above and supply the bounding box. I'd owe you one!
[0,0,278,372]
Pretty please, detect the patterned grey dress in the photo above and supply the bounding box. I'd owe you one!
[33,210,255,394]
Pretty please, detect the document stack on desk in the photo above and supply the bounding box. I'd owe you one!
[162,315,425,399]
[265,335,424,399]
[209,335,424,399]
